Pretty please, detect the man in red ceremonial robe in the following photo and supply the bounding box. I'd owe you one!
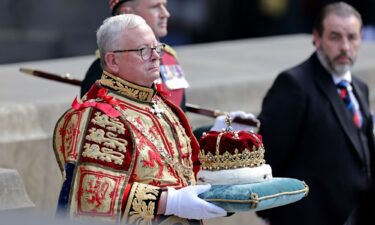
[53,14,226,224]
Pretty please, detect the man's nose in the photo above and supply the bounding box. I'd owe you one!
[340,38,350,51]
[150,48,161,60]
[160,5,170,18]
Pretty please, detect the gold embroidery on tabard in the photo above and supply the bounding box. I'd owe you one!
[157,98,194,181]
[86,127,128,152]
[101,71,154,102]
[82,143,125,165]
[80,175,113,213]
[83,112,128,164]
[91,112,125,134]
[128,183,159,225]
[63,112,80,162]
[73,166,126,222]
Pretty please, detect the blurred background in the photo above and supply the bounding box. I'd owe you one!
[1,0,374,64]
[1,1,375,223]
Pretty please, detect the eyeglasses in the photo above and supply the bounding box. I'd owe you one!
[112,43,165,61]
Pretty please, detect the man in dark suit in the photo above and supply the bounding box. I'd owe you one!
[257,2,374,225]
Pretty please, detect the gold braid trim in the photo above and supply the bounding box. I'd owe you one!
[95,49,100,58]
[204,183,309,209]
[100,71,155,102]
[124,183,161,225]
[164,44,177,58]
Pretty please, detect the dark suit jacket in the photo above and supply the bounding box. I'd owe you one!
[354,181,375,225]
[80,58,102,98]
[257,53,375,225]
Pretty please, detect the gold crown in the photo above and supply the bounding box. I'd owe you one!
[198,139,266,170]
[198,114,266,170]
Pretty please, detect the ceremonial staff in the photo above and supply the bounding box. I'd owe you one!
[19,68,260,128]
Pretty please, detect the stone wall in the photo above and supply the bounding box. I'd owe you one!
[0,0,109,64]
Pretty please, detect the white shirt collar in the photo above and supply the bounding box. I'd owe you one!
[332,70,352,85]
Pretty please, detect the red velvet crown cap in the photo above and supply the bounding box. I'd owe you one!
[200,130,263,155]
[198,130,265,170]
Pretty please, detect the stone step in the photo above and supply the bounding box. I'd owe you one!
[0,168,34,211]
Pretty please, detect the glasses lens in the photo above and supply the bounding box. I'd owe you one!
[140,44,165,60]
[140,47,151,60]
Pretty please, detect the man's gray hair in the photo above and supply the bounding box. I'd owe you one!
[313,2,362,37]
[97,14,147,67]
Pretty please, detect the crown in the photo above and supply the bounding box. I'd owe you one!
[198,114,266,170]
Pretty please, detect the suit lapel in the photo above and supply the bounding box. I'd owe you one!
[351,79,373,167]
[310,54,365,162]
[352,80,371,121]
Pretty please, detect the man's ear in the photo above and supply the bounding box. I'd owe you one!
[104,52,119,73]
[312,30,321,48]
[118,5,133,14]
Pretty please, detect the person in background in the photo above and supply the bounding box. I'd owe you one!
[54,14,226,224]
[257,2,374,225]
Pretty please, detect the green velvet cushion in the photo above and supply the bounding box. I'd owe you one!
[198,177,308,212]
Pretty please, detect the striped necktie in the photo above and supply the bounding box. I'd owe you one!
[336,80,362,128]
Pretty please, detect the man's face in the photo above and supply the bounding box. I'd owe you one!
[113,24,161,87]
[313,14,362,75]
[131,0,170,38]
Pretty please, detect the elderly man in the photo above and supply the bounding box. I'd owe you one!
[81,0,188,111]
[257,2,375,225]
[53,14,226,224]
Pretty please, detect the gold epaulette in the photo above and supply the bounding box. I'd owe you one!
[164,44,177,57]
[95,49,100,59]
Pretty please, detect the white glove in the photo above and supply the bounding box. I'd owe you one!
[211,110,257,132]
[165,184,227,220]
